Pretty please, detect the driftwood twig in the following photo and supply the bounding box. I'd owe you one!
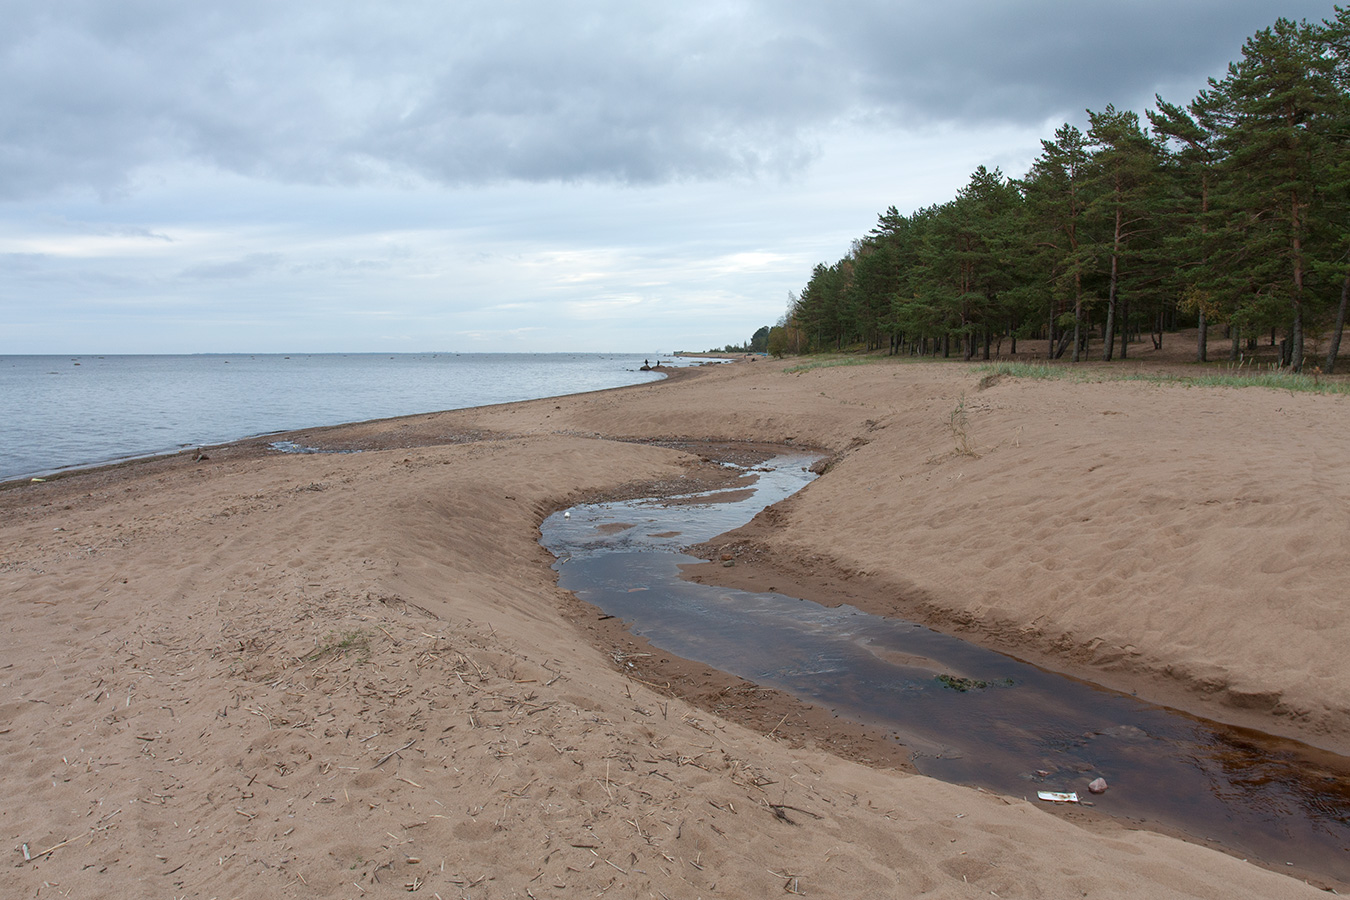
[374,739,416,768]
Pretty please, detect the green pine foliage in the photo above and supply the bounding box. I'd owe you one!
[784,10,1350,373]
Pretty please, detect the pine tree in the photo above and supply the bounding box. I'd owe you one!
[1023,124,1093,360]
[915,167,1021,360]
[1208,17,1335,371]
[1149,92,1226,361]
[1319,7,1350,373]
[1083,106,1166,361]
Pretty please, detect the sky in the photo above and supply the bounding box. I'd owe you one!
[0,1,1338,355]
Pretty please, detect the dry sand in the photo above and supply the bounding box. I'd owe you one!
[2,350,1346,898]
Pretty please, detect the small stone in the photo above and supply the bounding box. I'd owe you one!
[722,560,735,567]
[1088,777,1108,794]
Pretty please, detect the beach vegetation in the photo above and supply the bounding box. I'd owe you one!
[972,362,1080,381]
[949,394,978,457]
[780,10,1350,375]
[975,359,1350,394]
[783,357,882,374]
[307,629,372,662]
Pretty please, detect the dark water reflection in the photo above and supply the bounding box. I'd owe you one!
[540,455,1350,883]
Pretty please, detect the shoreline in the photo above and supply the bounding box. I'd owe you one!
[3,355,1346,898]
[1,352,690,486]
[0,366,705,491]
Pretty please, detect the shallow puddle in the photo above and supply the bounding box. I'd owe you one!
[540,454,1350,883]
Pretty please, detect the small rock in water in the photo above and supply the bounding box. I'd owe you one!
[1088,777,1108,794]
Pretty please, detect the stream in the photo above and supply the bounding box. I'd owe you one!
[539,453,1350,884]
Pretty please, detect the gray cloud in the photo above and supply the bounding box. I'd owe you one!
[0,0,1335,200]
[806,0,1323,123]
[45,216,173,240]
[179,251,281,280]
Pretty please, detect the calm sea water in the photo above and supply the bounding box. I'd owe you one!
[0,353,687,483]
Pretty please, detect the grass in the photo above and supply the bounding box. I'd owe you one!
[1119,368,1350,394]
[974,360,1350,395]
[972,361,1083,381]
[306,629,372,662]
[949,394,977,457]
[783,356,885,374]
[780,351,1350,395]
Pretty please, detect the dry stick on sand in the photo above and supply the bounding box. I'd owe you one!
[764,800,823,825]
[22,836,73,862]
[373,739,416,768]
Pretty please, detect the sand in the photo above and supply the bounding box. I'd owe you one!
[2,350,1346,898]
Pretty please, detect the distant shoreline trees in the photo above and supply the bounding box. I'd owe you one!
[710,324,772,355]
[785,10,1350,372]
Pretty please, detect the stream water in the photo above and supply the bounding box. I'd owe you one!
[539,454,1350,884]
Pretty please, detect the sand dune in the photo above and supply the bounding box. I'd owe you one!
[1,355,1343,898]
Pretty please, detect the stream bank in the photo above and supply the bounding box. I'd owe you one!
[544,450,1350,889]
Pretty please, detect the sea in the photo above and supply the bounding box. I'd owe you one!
[0,352,698,483]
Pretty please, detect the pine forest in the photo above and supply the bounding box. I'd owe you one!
[775,10,1350,373]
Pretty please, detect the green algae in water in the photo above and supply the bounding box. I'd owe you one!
[935,673,1014,692]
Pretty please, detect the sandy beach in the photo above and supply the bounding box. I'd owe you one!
[3,351,1347,898]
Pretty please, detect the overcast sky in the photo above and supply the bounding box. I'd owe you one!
[0,1,1337,354]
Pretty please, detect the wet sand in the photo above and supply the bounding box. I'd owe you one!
[2,349,1347,897]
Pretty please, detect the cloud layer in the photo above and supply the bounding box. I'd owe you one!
[2,1,1331,200]
[0,1,1337,354]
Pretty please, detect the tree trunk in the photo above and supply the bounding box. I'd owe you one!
[1102,261,1117,362]
[1290,190,1306,372]
[1119,289,1130,359]
[1071,272,1084,363]
[1324,272,1349,374]
[1053,330,1071,359]
[1047,300,1057,356]
[1291,307,1304,372]
[1197,169,1209,363]
[1102,207,1123,362]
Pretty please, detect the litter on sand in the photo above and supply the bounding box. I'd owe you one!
[1037,791,1079,803]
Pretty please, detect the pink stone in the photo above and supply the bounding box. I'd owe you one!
[1088,777,1108,794]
